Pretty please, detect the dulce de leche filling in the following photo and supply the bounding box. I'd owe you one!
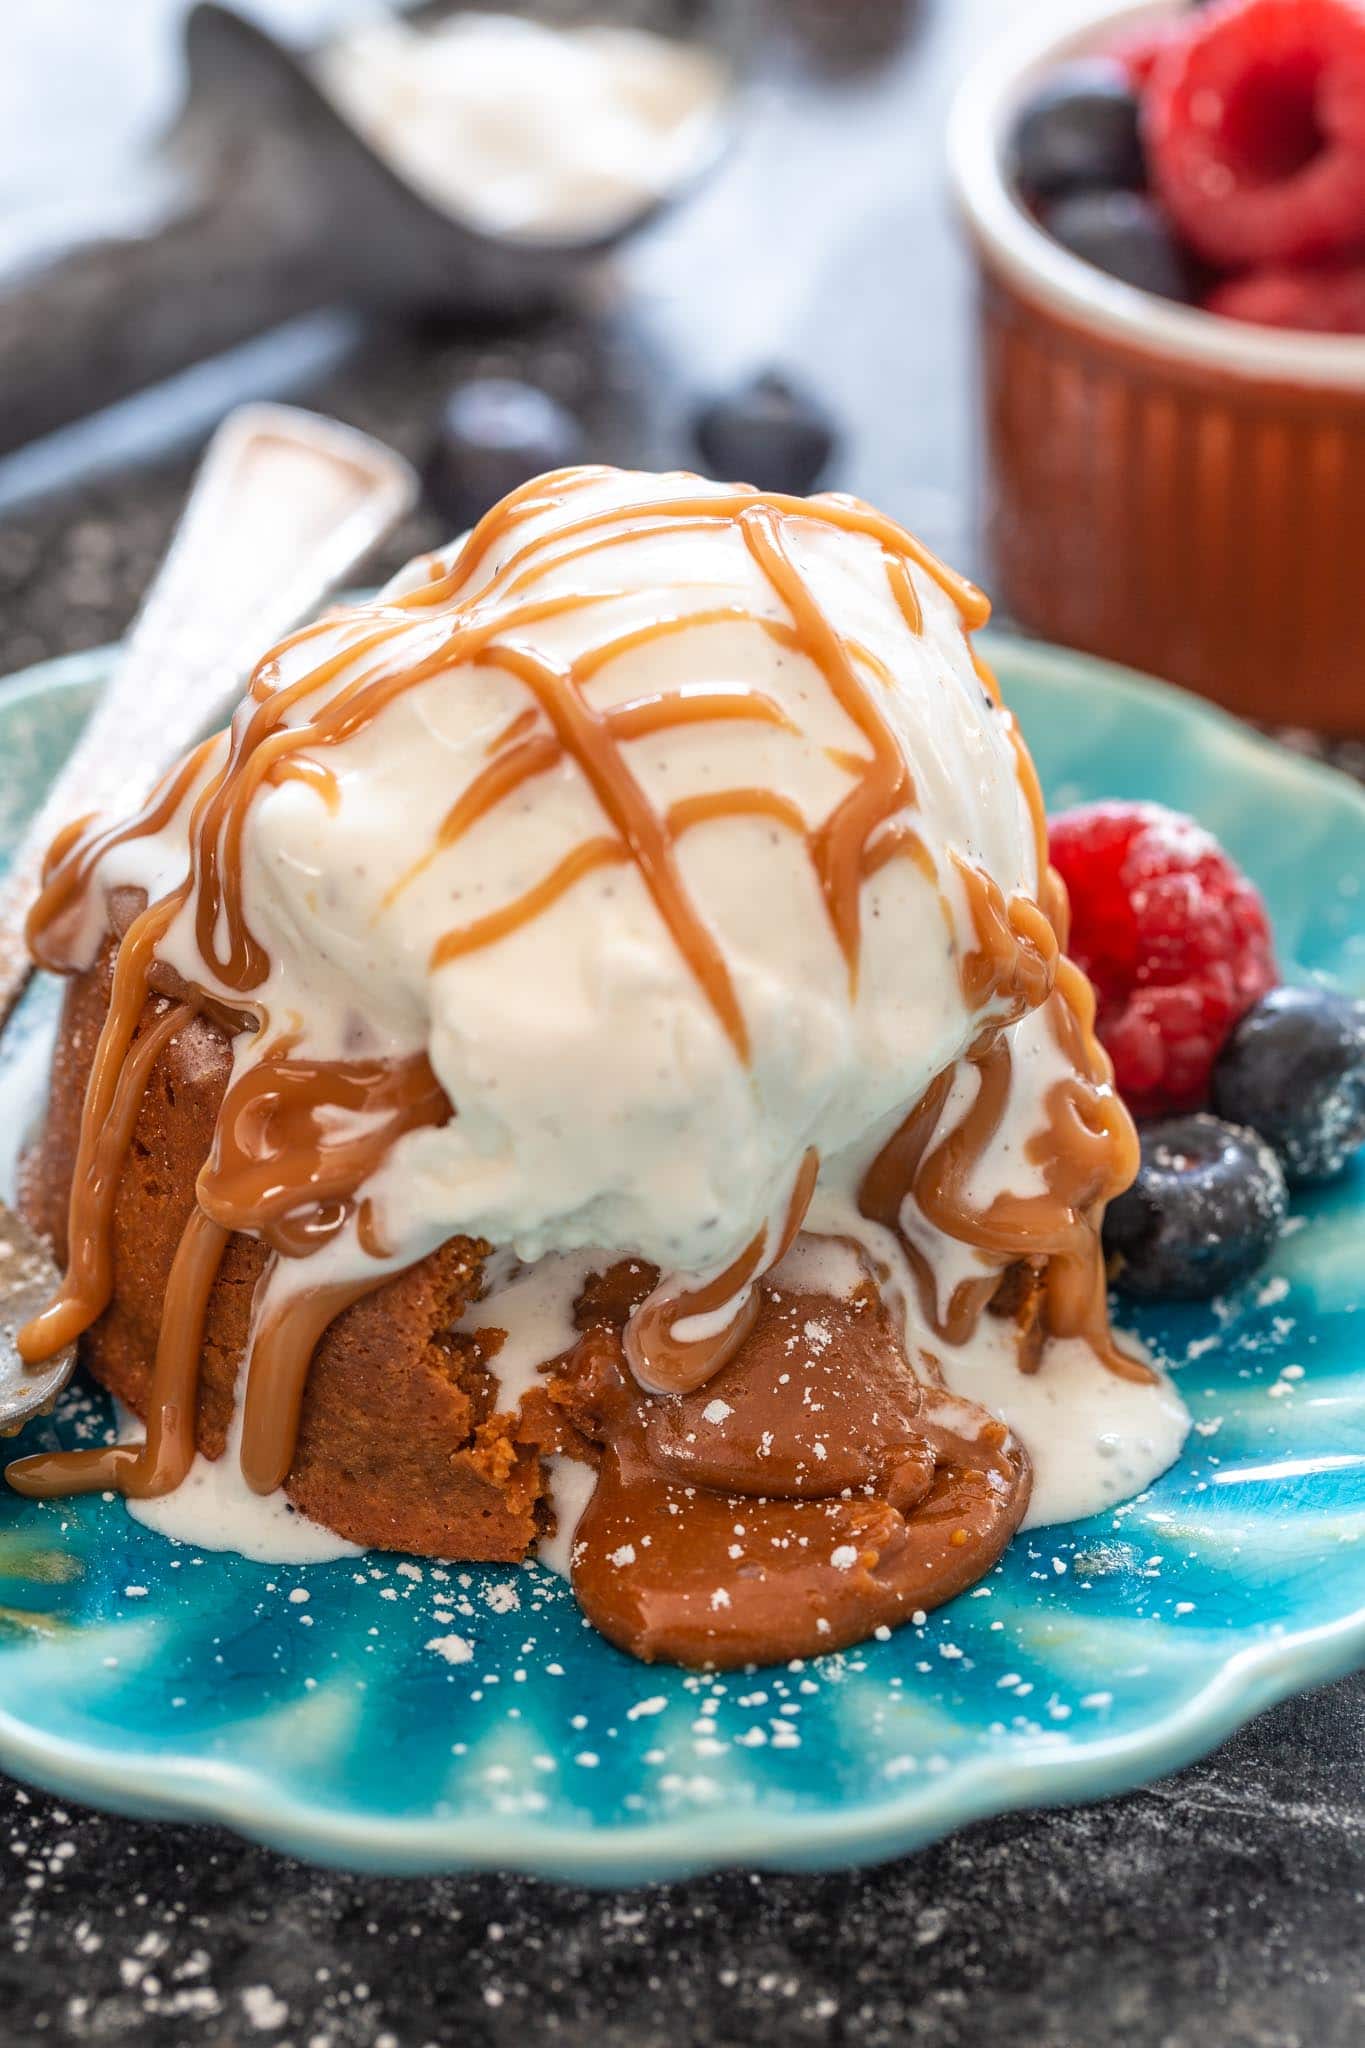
[537,1256,1029,1669]
[5,467,1145,1667]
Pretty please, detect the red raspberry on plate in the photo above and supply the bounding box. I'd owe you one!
[1145,0,1365,268]
[1206,257,1365,327]
[1048,801,1278,1121]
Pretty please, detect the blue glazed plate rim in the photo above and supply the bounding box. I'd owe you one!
[0,630,1360,1883]
[0,1607,1359,1882]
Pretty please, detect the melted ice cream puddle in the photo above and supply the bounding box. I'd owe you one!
[936,1322,1189,1529]
[771,1226,1188,1530]
[454,1246,598,1408]
[536,1454,597,1577]
[118,1405,361,1564]
[783,1131,1191,1530]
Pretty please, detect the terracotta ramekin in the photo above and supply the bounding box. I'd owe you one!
[949,0,1365,736]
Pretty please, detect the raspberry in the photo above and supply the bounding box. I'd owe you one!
[1109,20,1187,88]
[1048,801,1278,1120]
[1144,0,1365,268]
[1205,256,1365,327]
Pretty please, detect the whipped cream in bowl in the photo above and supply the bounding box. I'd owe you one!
[313,10,732,246]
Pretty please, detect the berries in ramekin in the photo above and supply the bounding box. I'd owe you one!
[1110,21,1186,91]
[1145,0,1365,270]
[1012,59,1147,203]
[1048,800,1278,1122]
[1043,189,1198,301]
[1103,1112,1288,1299]
[1206,259,1365,330]
[1012,0,1365,335]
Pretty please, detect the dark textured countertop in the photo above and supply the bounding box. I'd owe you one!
[0,1678,1360,2048]
[0,3,1362,2042]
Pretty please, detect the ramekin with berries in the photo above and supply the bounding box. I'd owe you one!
[950,0,1365,735]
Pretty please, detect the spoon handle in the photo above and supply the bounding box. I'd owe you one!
[0,403,415,1033]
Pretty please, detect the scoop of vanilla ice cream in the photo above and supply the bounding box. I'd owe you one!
[95,469,1039,1288]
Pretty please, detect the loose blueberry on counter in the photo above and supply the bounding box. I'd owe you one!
[1104,1113,1288,1301]
[1040,189,1197,301]
[1212,986,1365,1185]
[692,371,837,495]
[424,378,586,530]
[1012,59,1146,204]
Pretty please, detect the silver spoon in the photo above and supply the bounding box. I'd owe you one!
[0,402,416,1432]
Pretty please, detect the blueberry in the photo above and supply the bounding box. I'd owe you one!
[424,378,586,530]
[1012,59,1146,205]
[1104,1114,1288,1301]
[1041,189,1197,302]
[693,371,837,495]
[1212,986,1365,1185]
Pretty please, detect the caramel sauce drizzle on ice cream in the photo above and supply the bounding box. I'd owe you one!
[7,467,1150,1661]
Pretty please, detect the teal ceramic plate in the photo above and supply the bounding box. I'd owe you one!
[0,634,1361,1882]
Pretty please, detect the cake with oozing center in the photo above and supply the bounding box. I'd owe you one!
[8,467,1188,1666]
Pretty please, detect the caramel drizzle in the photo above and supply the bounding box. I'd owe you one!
[18,897,187,1365]
[458,636,757,1057]
[238,1279,385,1495]
[10,1208,230,1500]
[12,468,1142,1511]
[431,837,628,968]
[403,499,925,1038]
[7,1041,450,1503]
[197,1040,451,1258]
[384,677,798,928]
[740,506,915,987]
[860,654,1147,1382]
[625,1147,821,1395]
[268,755,341,814]
[26,738,218,974]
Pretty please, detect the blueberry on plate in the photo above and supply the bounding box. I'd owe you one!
[1012,58,1146,205]
[1040,189,1197,302]
[1213,985,1365,1185]
[1104,1113,1288,1301]
[425,378,586,530]
[692,371,837,495]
